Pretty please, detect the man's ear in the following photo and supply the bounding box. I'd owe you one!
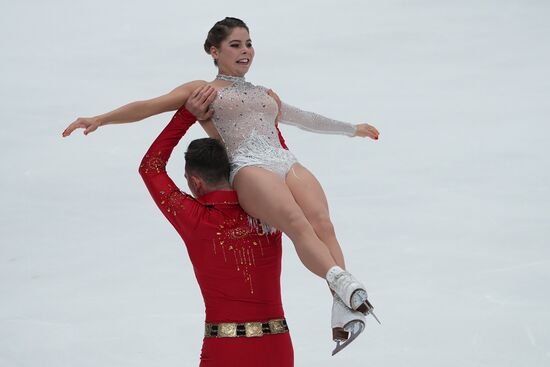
[191,175,205,193]
[190,175,201,187]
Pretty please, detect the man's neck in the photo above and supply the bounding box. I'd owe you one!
[205,182,232,193]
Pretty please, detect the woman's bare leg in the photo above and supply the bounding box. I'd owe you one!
[285,163,346,270]
[233,166,337,277]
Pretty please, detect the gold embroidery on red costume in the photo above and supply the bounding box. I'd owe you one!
[213,215,269,294]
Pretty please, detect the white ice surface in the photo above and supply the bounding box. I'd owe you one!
[1,1,549,366]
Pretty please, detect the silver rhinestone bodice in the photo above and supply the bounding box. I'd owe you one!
[211,75,282,160]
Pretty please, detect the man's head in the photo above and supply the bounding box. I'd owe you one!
[184,138,231,197]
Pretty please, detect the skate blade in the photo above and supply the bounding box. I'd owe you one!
[331,320,365,356]
[357,299,381,324]
[369,310,381,325]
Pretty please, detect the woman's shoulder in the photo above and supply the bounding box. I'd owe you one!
[172,79,209,93]
[152,80,210,113]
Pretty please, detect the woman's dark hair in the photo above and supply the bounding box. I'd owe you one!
[204,17,249,66]
[185,138,230,184]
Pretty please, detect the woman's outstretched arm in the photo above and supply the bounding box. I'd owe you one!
[62,80,207,137]
[273,98,379,140]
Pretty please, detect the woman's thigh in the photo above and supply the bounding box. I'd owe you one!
[232,166,304,230]
[285,163,331,222]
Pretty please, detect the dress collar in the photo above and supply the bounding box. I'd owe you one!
[216,74,246,84]
[197,190,239,206]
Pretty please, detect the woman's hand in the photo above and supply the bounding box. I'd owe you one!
[354,123,379,140]
[62,117,102,137]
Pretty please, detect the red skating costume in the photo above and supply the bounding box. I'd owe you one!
[138,107,293,366]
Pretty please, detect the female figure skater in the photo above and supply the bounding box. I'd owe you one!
[62,17,380,353]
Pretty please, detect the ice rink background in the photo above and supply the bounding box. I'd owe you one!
[1,0,549,366]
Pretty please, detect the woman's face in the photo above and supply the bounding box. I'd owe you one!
[211,27,254,77]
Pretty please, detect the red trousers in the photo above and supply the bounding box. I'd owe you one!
[199,333,294,366]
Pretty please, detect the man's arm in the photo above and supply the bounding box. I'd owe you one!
[138,107,202,237]
[266,89,289,150]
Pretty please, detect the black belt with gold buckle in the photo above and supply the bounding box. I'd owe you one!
[204,318,289,338]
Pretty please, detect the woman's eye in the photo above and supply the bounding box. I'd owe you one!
[230,44,239,48]
[247,43,252,48]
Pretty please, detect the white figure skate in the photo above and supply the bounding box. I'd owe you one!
[331,293,366,355]
[326,266,380,323]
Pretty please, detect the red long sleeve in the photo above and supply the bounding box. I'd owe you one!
[138,107,201,239]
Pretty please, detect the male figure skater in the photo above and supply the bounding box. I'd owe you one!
[139,89,293,366]
[139,86,364,365]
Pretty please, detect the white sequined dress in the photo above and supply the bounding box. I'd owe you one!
[211,75,357,183]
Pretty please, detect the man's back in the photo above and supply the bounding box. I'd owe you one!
[149,187,285,322]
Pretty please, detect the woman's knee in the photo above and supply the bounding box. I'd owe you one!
[309,213,336,239]
[278,206,311,235]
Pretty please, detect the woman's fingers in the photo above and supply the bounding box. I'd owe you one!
[369,125,380,139]
[62,126,72,137]
[62,117,99,137]
[62,120,83,137]
[62,122,76,136]
[355,123,379,140]
[83,124,98,135]
[366,127,379,140]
